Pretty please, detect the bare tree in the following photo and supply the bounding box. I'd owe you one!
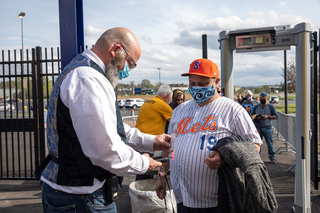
[129,81,135,90]
[280,58,296,93]
[141,79,152,89]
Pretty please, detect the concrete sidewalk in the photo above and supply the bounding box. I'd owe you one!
[1,136,320,213]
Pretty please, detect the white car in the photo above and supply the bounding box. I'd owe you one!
[124,98,145,109]
[0,103,12,111]
[117,99,126,108]
[269,96,279,103]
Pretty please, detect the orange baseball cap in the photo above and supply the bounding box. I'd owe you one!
[181,58,219,79]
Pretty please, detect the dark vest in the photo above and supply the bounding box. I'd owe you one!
[40,53,126,186]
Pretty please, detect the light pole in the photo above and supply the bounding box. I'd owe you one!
[19,12,25,60]
[157,68,161,83]
[19,12,25,111]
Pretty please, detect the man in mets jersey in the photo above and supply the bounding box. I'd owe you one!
[156,58,262,212]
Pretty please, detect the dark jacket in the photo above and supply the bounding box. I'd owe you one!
[213,135,278,213]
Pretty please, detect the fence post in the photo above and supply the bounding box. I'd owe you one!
[35,46,46,164]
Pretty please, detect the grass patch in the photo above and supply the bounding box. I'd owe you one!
[279,95,296,100]
[275,104,296,113]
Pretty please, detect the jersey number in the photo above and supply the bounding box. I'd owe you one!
[200,135,217,151]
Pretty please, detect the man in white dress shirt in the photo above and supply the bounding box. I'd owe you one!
[156,58,262,213]
[38,27,171,213]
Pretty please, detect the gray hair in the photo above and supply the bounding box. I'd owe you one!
[157,85,172,97]
[246,90,253,96]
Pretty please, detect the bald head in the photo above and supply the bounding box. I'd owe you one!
[91,27,141,67]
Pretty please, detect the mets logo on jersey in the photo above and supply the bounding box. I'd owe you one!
[176,114,218,136]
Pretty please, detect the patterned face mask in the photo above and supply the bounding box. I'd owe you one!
[189,84,216,104]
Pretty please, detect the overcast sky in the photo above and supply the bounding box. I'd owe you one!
[0,0,319,87]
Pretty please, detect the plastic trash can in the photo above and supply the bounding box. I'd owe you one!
[129,178,177,213]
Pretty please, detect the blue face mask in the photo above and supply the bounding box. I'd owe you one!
[189,85,216,104]
[117,62,131,80]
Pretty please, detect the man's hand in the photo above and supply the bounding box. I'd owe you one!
[155,176,167,199]
[153,134,171,153]
[143,153,162,172]
[204,151,225,170]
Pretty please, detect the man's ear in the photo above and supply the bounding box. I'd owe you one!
[166,94,171,102]
[215,78,221,84]
[110,44,122,58]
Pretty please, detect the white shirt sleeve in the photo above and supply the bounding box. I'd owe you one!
[60,67,149,176]
[124,123,156,153]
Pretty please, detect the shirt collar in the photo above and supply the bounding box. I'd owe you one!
[82,49,106,73]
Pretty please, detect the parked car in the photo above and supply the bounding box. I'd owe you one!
[0,103,12,111]
[269,96,279,104]
[117,99,126,108]
[124,98,145,109]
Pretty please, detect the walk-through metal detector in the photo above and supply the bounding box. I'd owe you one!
[219,22,315,213]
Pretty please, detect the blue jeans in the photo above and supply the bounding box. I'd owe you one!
[259,125,275,159]
[42,183,117,213]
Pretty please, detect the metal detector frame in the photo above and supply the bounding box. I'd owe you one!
[219,22,315,213]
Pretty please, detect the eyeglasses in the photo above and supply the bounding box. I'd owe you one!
[122,46,137,69]
[176,99,184,101]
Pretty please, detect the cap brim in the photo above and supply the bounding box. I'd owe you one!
[181,72,216,78]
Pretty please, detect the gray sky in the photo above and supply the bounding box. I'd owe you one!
[0,0,319,86]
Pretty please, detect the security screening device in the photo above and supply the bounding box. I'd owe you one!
[219,22,314,213]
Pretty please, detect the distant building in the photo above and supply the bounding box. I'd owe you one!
[169,83,189,94]
[268,84,282,93]
[234,85,241,91]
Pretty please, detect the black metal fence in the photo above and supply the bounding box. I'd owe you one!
[0,46,60,179]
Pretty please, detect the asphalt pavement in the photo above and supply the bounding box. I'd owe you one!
[1,131,320,213]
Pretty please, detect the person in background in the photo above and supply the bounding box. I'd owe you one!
[165,89,185,133]
[242,90,259,114]
[239,90,249,105]
[135,85,173,135]
[135,85,173,180]
[217,85,222,95]
[169,89,185,109]
[38,27,171,213]
[236,95,242,104]
[251,92,278,164]
[269,97,276,104]
[156,58,262,212]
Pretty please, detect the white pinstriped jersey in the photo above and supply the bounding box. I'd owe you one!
[168,97,262,208]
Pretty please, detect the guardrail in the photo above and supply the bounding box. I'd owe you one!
[122,115,138,127]
[271,111,296,171]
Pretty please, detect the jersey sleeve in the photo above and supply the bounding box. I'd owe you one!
[233,106,263,145]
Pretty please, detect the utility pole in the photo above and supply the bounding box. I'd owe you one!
[157,68,161,83]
